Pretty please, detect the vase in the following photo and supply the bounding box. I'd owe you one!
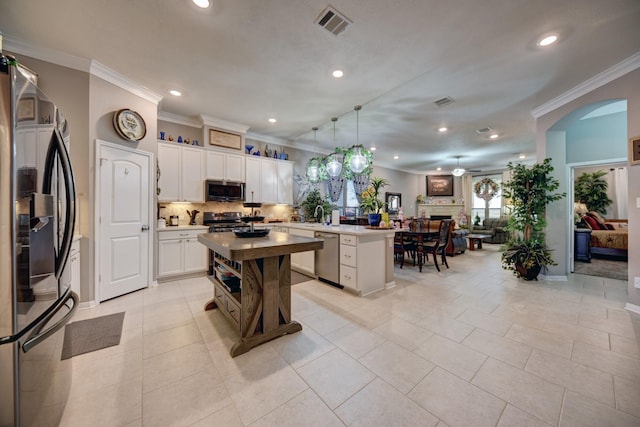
[515,262,542,281]
[245,144,254,154]
[368,213,382,227]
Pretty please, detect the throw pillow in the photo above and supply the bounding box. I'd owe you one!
[604,223,616,230]
[583,215,600,230]
[588,211,607,226]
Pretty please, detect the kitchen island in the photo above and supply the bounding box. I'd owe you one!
[198,231,323,357]
[269,223,397,296]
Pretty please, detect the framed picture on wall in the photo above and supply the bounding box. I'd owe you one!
[630,135,640,165]
[426,175,453,196]
[209,128,242,150]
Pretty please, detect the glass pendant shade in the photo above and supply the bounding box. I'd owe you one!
[452,167,465,177]
[326,153,343,177]
[306,158,321,183]
[349,146,367,174]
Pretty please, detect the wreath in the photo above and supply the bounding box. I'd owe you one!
[474,178,499,202]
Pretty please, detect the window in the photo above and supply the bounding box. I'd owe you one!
[332,180,361,215]
[471,174,502,223]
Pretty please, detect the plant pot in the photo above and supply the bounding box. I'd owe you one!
[368,213,382,227]
[515,262,542,281]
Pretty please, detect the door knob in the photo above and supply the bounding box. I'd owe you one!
[141,225,149,231]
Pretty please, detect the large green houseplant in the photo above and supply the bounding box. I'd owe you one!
[574,170,612,215]
[501,158,565,280]
[301,189,332,223]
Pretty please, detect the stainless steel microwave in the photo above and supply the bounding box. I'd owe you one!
[206,180,245,202]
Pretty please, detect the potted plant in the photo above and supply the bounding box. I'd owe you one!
[574,170,612,215]
[359,177,389,226]
[501,158,565,280]
[301,189,332,223]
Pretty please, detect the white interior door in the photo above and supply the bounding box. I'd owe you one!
[98,142,151,301]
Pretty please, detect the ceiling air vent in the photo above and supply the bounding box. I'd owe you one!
[476,127,494,134]
[434,96,454,108]
[316,6,352,36]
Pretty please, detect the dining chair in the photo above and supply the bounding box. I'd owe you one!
[394,231,417,268]
[419,219,453,272]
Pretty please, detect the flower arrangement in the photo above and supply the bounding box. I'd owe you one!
[474,177,499,201]
[359,177,389,214]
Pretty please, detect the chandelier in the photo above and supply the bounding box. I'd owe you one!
[452,156,465,177]
[349,105,367,173]
[325,118,343,177]
[306,127,325,183]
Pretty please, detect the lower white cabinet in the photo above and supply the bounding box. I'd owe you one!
[288,228,315,276]
[339,233,385,296]
[157,227,208,278]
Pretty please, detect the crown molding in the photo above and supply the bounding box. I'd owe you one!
[532,52,640,119]
[4,36,91,72]
[245,131,291,146]
[200,114,249,134]
[158,111,202,128]
[90,60,163,105]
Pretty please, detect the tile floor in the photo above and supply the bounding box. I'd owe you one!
[59,246,640,426]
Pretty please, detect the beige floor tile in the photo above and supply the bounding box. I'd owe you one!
[143,307,196,335]
[614,375,640,419]
[224,356,308,425]
[572,341,640,381]
[506,323,574,359]
[359,341,435,394]
[497,404,551,427]
[268,324,335,368]
[471,358,564,425]
[539,318,610,350]
[414,334,487,381]
[142,342,219,393]
[408,367,506,427]
[68,350,142,399]
[208,338,281,380]
[560,390,640,427]
[143,370,231,427]
[456,308,512,336]
[578,312,637,339]
[142,321,203,359]
[610,333,640,358]
[296,348,375,409]
[325,322,386,359]
[463,328,532,368]
[372,316,434,350]
[143,283,185,306]
[249,389,344,427]
[416,312,475,343]
[336,378,439,427]
[344,302,394,329]
[60,379,142,427]
[190,404,244,427]
[291,292,324,318]
[300,305,352,335]
[142,297,191,320]
[524,349,614,406]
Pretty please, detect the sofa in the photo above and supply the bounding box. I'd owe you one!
[471,218,509,244]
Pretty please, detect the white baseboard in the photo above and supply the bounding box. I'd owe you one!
[78,300,97,310]
[624,303,640,315]
[385,280,397,289]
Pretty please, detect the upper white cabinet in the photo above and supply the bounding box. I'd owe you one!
[206,150,245,182]
[158,142,204,202]
[244,156,293,205]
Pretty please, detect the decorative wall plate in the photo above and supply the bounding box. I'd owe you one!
[113,109,147,141]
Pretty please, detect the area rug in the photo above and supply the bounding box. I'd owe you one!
[291,270,315,285]
[61,312,125,360]
[574,257,628,281]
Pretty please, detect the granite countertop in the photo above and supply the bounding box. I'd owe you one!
[158,225,209,231]
[273,222,397,236]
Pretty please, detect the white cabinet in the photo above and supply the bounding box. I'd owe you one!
[289,228,315,276]
[157,142,204,202]
[206,150,245,182]
[339,233,385,296]
[244,156,293,205]
[157,228,208,278]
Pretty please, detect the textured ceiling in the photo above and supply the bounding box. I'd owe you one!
[1,0,639,174]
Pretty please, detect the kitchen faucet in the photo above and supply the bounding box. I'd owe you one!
[314,205,325,224]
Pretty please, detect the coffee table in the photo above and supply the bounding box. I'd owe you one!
[466,234,491,251]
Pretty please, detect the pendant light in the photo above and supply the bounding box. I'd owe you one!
[325,117,343,177]
[306,127,321,183]
[452,156,465,177]
[349,105,367,174]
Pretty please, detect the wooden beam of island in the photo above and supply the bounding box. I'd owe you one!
[198,231,323,357]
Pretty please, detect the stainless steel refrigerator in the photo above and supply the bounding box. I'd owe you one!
[0,53,78,426]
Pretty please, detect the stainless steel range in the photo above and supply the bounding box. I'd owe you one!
[203,211,250,233]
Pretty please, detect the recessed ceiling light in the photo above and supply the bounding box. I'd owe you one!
[537,34,558,47]
[436,167,442,171]
[438,127,448,133]
[489,134,499,139]
[192,0,210,8]
[268,118,277,123]
[169,90,182,96]
[393,155,399,160]
[519,154,526,159]
[370,147,376,151]
[332,69,344,78]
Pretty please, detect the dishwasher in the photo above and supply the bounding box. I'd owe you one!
[314,231,342,287]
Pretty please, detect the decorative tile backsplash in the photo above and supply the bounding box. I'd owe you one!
[159,202,295,226]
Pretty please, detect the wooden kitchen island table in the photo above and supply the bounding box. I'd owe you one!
[198,231,323,357]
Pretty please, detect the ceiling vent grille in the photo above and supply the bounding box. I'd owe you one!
[476,127,494,134]
[434,96,454,108]
[316,6,352,36]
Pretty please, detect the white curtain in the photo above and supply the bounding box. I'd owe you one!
[612,167,628,218]
[462,174,472,217]
[502,169,511,216]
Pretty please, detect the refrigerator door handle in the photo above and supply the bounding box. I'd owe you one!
[22,289,78,353]
[42,127,76,279]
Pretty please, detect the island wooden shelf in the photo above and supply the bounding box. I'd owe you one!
[198,231,323,357]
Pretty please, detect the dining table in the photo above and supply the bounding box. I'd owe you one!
[394,227,440,272]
